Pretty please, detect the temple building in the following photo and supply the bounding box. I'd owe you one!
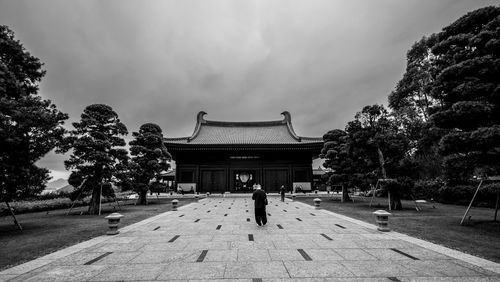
[164,111,323,193]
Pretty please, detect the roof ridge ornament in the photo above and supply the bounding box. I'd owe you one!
[281,111,292,123]
[197,111,207,123]
[188,111,207,142]
[281,111,301,141]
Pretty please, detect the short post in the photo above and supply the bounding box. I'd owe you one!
[194,194,199,202]
[171,199,179,211]
[105,213,124,235]
[313,198,321,209]
[292,194,296,201]
[206,192,210,197]
[373,210,391,232]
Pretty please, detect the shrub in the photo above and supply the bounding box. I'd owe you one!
[0,196,119,216]
[413,178,445,200]
[436,183,500,208]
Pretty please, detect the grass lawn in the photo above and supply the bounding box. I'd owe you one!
[0,197,195,271]
[296,195,500,263]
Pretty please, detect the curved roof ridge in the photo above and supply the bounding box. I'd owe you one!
[165,111,322,144]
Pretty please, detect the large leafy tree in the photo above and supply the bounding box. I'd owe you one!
[60,104,128,215]
[0,25,68,206]
[389,35,439,123]
[428,6,500,182]
[322,105,410,209]
[388,36,446,180]
[347,105,410,209]
[129,123,171,205]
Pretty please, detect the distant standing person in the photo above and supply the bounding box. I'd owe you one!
[252,184,268,226]
[280,185,286,202]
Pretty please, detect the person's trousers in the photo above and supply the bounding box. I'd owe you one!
[254,207,267,226]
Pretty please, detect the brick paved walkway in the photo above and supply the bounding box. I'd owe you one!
[1,196,499,281]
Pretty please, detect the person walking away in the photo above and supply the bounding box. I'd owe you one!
[280,185,286,202]
[252,184,268,226]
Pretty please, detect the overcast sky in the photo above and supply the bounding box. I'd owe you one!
[1,0,497,180]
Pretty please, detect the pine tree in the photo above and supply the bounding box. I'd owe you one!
[61,104,128,215]
[129,123,171,205]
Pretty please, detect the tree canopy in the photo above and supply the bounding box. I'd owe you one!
[322,105,410,209]
[428,6,500,181]
[129,123,171,205]
[60,104,128,214]
[0,25,68,202]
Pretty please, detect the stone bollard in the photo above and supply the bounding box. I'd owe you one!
[206,192,210,198]
[313,198,321,209]
[194,194,199,202]
[292,194,296,201]
[373,210,392,232]
[105,213,124,235]
[172,199,179,211]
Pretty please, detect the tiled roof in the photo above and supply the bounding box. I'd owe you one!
[164,111,323,145]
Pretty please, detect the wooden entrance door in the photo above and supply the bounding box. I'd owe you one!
[201,169,226,193]
[263,168,289,192]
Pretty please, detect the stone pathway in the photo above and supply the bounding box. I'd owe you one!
[1,196,499,281]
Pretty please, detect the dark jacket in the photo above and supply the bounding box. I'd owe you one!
[252,189,267,209]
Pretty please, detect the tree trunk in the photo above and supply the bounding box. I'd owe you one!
[88,185,101,215]
[137,190,148,205]
[341,185,351,202]
[377,145,403,209]
[376,145,387,179]
[390,193,403,210]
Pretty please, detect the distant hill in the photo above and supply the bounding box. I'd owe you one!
[43,178,74,194]
[57,184,75,193]
[46,178,69,190]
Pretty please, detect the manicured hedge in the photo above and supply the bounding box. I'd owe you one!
[413,179,499,208]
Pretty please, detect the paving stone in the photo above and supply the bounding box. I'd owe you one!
[0,274,17,282]
[24,265,108,282]
[237,249,271,261]
[333,248,377,260]
[89,264,163,281]
[92,251,140,265]
[0,259,52,275]
[86,242,145,252]
[224,261,289,279]
[364,248,415,260]
[157,262,226,280]
[303,248,344,260]
[340,260,418,277]
[401,260,493,277]
[284,261,355,278]
[396,247,453,260]
[203,250,238,262]
[50,251,107,266]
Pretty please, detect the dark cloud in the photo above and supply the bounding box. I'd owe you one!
[1,0,497,178]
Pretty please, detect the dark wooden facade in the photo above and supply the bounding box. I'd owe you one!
[165,112,323,193]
